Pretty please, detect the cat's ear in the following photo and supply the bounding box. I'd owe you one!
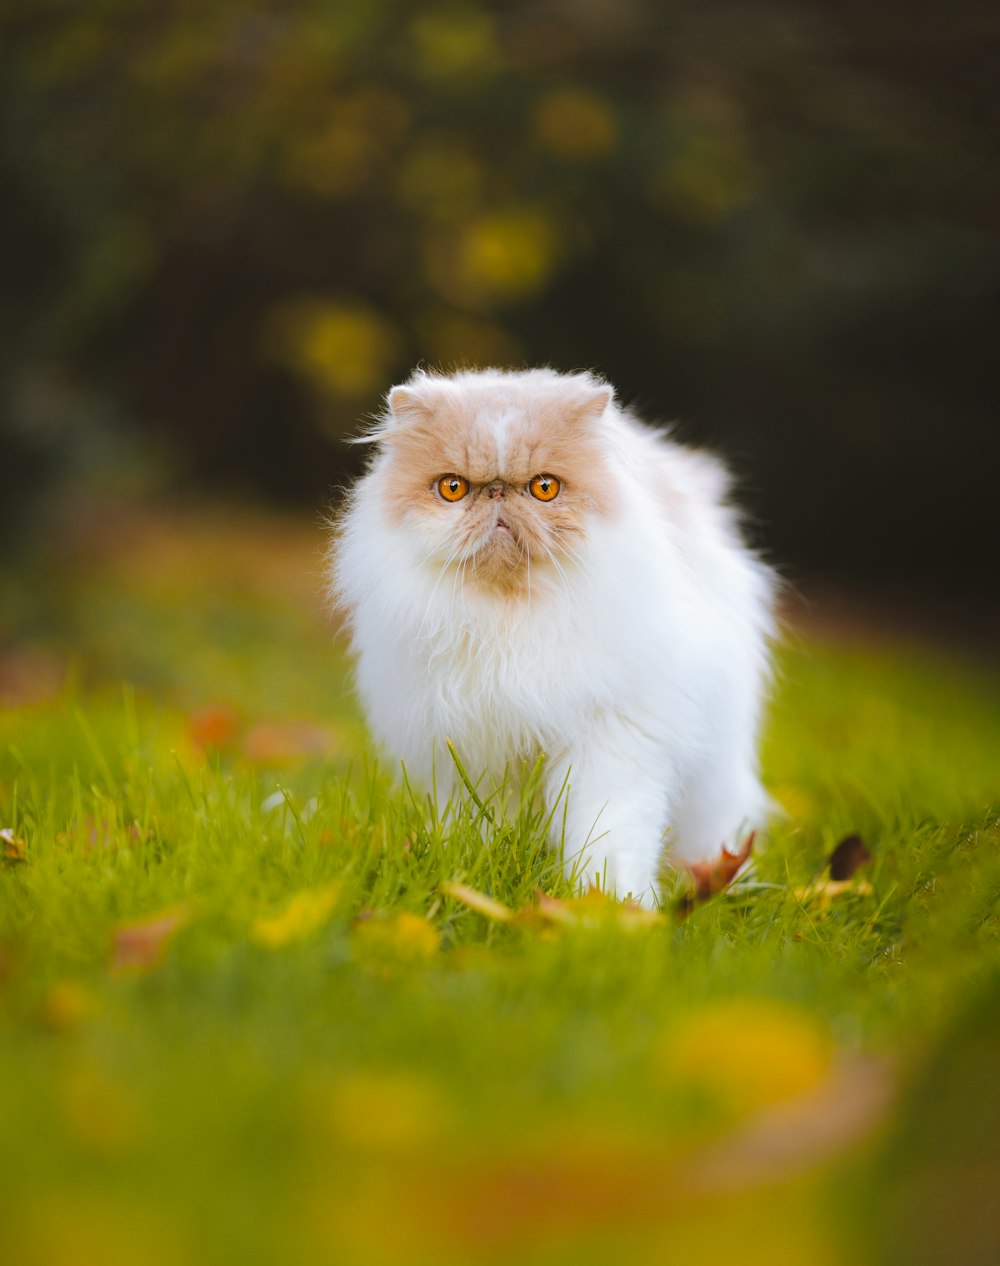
[386,385,430,424]
[572,384,613,423]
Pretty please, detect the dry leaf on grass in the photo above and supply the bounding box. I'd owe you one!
[1,827,27,863]
[828,832,873,880]
[533,887,664,930]
[440,881,515,922]
[111,907,190,972]
[351,911,441,961]
[251,884,341,948]
[793,877,875,907]
[187,702,241,751]
[680,832,755,904]
[440,882,664,931]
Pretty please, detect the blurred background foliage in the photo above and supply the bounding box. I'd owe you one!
[2,0,998,590]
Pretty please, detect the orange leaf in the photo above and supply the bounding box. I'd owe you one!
[681,832,755,903]
[111,907,190,972]
[187,702,241,750]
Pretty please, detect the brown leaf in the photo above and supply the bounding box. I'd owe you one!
[829,833,873,881]
[681,832,755,903]
[111,907,190,972]
[1,827,27,864]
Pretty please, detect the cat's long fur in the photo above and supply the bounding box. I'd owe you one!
[331,367,776,906]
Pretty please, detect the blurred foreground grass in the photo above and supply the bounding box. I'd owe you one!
[1,502,998,1266]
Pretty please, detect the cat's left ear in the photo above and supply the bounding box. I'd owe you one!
[573,384,613,423]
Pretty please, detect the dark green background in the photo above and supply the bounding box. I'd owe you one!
[3,0,997,591]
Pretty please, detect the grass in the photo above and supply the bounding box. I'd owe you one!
[1,502,998,1266]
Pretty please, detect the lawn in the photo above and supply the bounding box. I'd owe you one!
[1,502,998,1266]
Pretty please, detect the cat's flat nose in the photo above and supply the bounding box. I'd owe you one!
[485,482,506,499]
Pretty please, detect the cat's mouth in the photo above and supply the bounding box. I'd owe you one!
[495,516,513,535]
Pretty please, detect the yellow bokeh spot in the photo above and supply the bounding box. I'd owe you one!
[659,999,833,1113]
[397,139,484,221]
[62,1064,142,1155]
[534,88,618,160]
[42,979,98,1032]
[411,10,499,78]
[284,88,410,198]
[251,884,341,948]
[266,299,399,400]
[352,911,442,963]
[651,133,757,222]
[318,1070,449,1151]
[427,210,557,306]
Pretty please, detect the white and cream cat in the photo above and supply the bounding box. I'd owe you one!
[331,367,776,906]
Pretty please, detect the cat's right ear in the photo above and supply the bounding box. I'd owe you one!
[386,385,431,425]
[351,383,432,444]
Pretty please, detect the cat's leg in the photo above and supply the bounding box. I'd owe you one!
[667,748,769,864]
[545,725,675,908]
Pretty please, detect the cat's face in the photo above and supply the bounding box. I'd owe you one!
[372,371,616,592]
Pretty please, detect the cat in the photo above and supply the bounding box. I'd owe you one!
[330,367,776,907]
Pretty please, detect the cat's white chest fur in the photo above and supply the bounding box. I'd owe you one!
[332,367,775,907]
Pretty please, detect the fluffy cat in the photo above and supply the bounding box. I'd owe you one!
[330,367,776,906]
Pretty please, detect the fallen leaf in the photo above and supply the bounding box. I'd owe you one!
[351,911,442,961]
[111,907,190,972]
[41,980,98,1032]
[242,720,335,765]
[187,702,241,750]
[251,884,341,948]
[793,878,874,909]
[1,827,26,863]
[681,832,755,903]
[828,832,873,880]
[533,888,663,930]
[440,881,514,922]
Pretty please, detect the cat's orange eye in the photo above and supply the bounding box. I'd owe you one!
[528,474,560,502]
[436,474,470,503]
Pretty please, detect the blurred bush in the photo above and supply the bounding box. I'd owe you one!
[1,0,997,586]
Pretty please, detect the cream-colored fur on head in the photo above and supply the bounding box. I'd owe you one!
[331,367,776,906]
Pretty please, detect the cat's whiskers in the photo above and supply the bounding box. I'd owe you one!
[536,535,575,604]
[420,540,467,633]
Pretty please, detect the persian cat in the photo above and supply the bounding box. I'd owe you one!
[331,368,775,906]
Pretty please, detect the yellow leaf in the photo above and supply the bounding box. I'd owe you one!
[533,888,664,931]
[42,980,98,1032]
[793,878,874,909]
[440,881,514,922]
[352,910,441,962]
[1,826,26,863]
[251,884,340,949]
